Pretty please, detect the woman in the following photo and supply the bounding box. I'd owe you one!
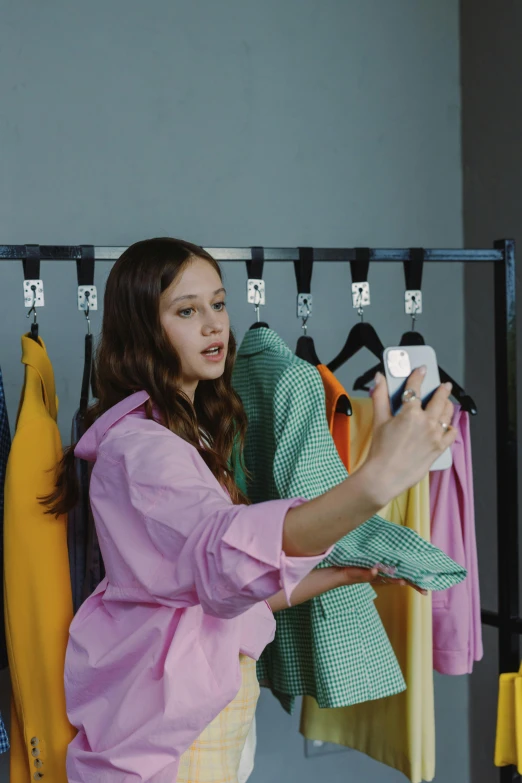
[45,237,455,782]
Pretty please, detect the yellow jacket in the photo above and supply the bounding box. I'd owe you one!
[4,334,75,781]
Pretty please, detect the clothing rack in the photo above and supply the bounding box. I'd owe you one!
[0,240,518,782]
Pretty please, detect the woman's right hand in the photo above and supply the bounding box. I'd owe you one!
[361,367,457,507]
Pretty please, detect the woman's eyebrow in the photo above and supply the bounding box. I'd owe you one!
[171,287,226,305]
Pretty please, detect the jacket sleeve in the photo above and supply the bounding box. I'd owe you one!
[121,433,329,619]
[273,363,349,499]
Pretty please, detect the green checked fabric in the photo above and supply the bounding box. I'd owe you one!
[232,327,405,713]
[327,515,467,591]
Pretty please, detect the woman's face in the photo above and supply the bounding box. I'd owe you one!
[159,257,230,401]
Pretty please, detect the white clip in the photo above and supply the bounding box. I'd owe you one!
[405,290,422,315]
[23,280,44,307]
[78,285,98,312]
[247,279,265,306]
[351,281,370,309]
[297,293,313,318]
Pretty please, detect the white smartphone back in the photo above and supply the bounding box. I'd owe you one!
[383,345,453,472]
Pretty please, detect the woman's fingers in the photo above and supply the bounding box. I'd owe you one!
[371,372,393,429]
[400,366,426,406]
[373,575,428,595]
[441,399,454,428]
[425,382,453,422]
[373,366,426,430]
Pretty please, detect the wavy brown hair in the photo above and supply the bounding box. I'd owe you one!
[43,237,250,516]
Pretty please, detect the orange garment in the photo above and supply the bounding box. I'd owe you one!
[315,364,351,471]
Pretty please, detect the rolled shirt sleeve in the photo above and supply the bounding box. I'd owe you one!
[115,432,330,618]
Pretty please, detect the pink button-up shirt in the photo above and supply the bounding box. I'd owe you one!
[65,391,326,782]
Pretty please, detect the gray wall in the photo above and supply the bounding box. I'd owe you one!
[461,1,522,781]
[0,1,467,780]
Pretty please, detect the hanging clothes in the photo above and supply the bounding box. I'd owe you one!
[300,396,435,783]
[0,366,11,670]
[0,366,10,752]
[232,328,405,714]
[4,334,76,782]
[495,664,522,773]
[430,405,483,674]
[68,411,105,613]
[316,364,351,471]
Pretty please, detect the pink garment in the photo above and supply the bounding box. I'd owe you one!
[430,405,483,675]
[65,390,326,782]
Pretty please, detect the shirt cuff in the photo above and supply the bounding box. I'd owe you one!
[221,496,332,606]
[280,549,333,607]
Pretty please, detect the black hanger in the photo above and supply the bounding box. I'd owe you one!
[246,247,269,330]
[352,250,477,414]
[352,333,477,414]
[293,248,352,415]
[294,247,320,365]
[296,335,321,364]
[353,249,425,390]
[327,249,385,373]
[77,246,98,416]
[23,245,41,342]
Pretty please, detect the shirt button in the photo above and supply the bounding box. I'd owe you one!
[30,737,39,746]
[34,759,43,768]
[31,748,39,757]
[33,773,44,780]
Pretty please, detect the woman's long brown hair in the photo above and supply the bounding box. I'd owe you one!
[43,237,250,516]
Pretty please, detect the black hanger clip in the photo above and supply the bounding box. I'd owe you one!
[295,247,314,334]
[22,244,43,340]
[77,246,97,335]
[404,248,424,331]
[351,248,371,321]
[246,247,266,324]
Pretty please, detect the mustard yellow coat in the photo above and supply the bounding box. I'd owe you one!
[4,334,75,781]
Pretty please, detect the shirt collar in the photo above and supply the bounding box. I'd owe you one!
[236,327,294,358]
[74,390,150,461]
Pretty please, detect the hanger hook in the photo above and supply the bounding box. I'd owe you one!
[253,285,261,322]
[410,293,419,331]
[26,285,37,324]
[356,287,364,322]
[83,290,91,335]
[301,302,311,335]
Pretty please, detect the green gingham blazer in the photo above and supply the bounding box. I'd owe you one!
[232,328,405,713]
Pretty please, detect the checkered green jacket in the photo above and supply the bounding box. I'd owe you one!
[232,328,405,713]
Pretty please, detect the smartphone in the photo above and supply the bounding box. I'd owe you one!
[383,345,453,471]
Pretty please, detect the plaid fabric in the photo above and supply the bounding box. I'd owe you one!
[176,656,260,783]
[232,328,404,713]
[0,369,10,670]
[0,713,8,754]
[327,515,467,590]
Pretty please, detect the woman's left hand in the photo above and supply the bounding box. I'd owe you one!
[335,566,427,595]
[268,565,427,612]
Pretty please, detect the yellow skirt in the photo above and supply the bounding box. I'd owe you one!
[176,655,260,783]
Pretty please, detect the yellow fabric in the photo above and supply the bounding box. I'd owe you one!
[176,655,260,783]
[4,335,76,782]
[300,396,435,783]
[494,662,522,771]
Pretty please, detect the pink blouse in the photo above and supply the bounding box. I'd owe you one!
[65,391,326,782]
